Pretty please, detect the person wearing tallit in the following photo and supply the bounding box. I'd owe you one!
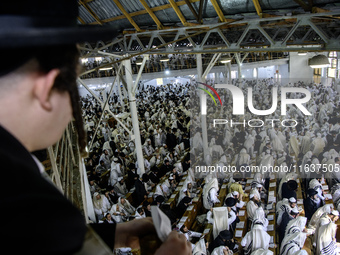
[251,207,269,231]
[284,216,307,236]
[203,178,220,209]
[300,132,312,155]
[208,230,236,254]
[247,190,261,222]
[310,133,326,157]
[279,231,307,255]
[309,178,326,206]
[109,202,126,223]
[226,191,245,209]
[93,192,111,221]
[308,204,334,230]
[251,248,273,255]
[179,224,204,250]
[193,130,203,155]
[192,238,209,255]
[277,197,298,226]
[111,156,123,177]
[279,207,300,245]
[315,222,340,255]
[241,220,271,255]
[143,138,155,157]
[154,182,169,198]
[288,133,300,158]
[117,197,135,217]
[225,198,240,234]
[235,148,251,168]
[210,246,233,255]
[114,177,128,197]
[278,173,298,201]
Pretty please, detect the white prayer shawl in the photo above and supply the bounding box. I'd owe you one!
[109,204,124,223]
[285,216,307,236]
[309,204,333,229]
[212,207,229,239]
[115,182,128,197]
[289,135,299,158]
[93,194,111,216]
[316,222,338,255]
[236,148,250,167]
[154,184,166,198]
[251,249,273,255]
[203,178,220,209]
[118,197,135,215]
[193,239,207,255]
[211,246,233,255]
[111,161,123,177]
[247,200,259,222]
[252,207,269,231]
[280,232,307,255]
[312,135,326,157]
[109,169,119,186]
[300,135,312,155]
[241,225,270,255]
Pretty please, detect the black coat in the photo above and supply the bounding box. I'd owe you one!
[303,197,319,220]
[281,182,297,200]
[0,125,116,253]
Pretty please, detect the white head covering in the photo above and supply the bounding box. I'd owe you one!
[285,216,307,235]
[308,204,334,229]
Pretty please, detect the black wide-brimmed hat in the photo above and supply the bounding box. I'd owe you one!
[307,188,318,196]
[287,180,298,191]
[0,0,118,48]
[225,197,236,207]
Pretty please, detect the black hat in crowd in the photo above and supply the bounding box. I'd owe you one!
[0,0,118,48]
[155,195,165,203]
[225,197,236,207]
[307,188,318,196]
[287,180,298,191]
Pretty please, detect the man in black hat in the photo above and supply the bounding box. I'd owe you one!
[281,179,298,200]
[208,230,236,254]
[304,188,320,220]
[0,1,191,254]
[225,197,240,234]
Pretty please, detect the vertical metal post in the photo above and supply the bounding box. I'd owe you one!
[197,54,209,159]
[123,57,145,175]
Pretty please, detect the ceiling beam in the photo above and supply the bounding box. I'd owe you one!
[139,0,164,30]
[88,0,200,25]
[79,0,103,25]
[169,0,188,26]
[210,0,226,22]
[112,0,141,32]
[184,0,200,22]
[293,0,311,11]
[252,0,263,18]
[198,0,204,24]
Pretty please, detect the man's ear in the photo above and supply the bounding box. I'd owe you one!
[33,69,60,111]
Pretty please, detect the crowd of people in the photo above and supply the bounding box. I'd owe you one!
[83,78,340,254]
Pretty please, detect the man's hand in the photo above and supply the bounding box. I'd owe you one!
[115,218,192,254]
[115,217,155,249]
[155,231,191,255]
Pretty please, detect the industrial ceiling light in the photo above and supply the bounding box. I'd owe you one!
[160,55,170,62]
[297,52,307,56]
[308,54,330,68]
[220,57,232,63]
[99,67,112,71]
[136,57,143,65]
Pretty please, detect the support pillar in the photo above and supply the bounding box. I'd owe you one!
[123,57,145,175]
[197,54,209,159]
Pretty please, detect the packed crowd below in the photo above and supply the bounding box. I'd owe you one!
[83,78,340,255]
